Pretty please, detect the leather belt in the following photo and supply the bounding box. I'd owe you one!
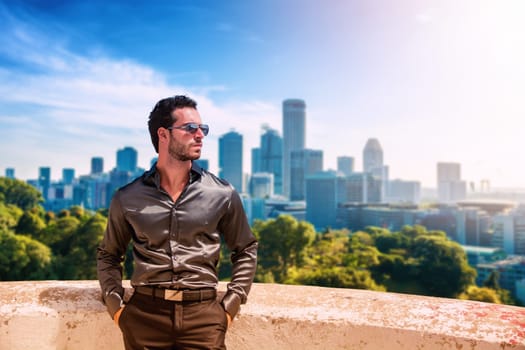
[135,286,216,302]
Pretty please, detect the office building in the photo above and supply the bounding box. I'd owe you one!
[249,172,274,198]
[476,255,525,299]
[38,167,51,200]
[251,148,261,174]
[388,179,421,204]
[492,205,525,255]
[265,198,306,222]
[337,156,354,176]
[340,172,382,204]
[363,138,383,174]
[305,171,342,230]
[62,168,75,185]
[219,131,243,191]
[260,127,283,195]
[91,157,104,175]
[5,168,15,179]
[290,149,323,201]
[437,162,467,203]
[282,99,306,198]
[363,138,387,201]
[116,147,138,172]
[455,207,491,246]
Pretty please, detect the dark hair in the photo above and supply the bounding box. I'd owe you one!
[148,95,198,153]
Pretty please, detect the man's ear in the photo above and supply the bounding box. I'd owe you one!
[158,128,169,141]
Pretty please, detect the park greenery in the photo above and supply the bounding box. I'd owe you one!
[0,177,518,305]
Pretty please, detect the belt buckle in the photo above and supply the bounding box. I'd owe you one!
[165,289,183,301]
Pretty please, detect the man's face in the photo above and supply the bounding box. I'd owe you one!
[167,107,206,161]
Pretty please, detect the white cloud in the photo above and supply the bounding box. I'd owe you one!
[0,13,278,181]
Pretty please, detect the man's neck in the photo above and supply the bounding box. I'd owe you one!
[156,158,192,201]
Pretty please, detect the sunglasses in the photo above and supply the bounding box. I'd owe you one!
[167,123,209,136]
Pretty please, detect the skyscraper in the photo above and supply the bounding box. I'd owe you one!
[116,147,138,172]
[337,156,354,176]
[363,138,387,201]
[91,157,104,175]
[219,131,243,191]
[437,162,466,203]
[363,138,383,174]
[290,149,323,201]
[62,168,75,185]
[5,168,15,179]
[282,99,306,198]
[38,167,51,200]
[305,170,341,230]
[260,126,283,195]
[251,148,261,174]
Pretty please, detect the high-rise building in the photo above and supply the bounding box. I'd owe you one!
[363,138,387,201]
[219,131,243,191]
[363,138,383,174]
[91,157,104,175]
[62,168,75,185]
[282,99,306,198]
[437,162,466,203]
[305,170,341,230]
[5,168,15,179]
[116,147,138,172]
[249,172,274,198]
[260,127,283,195]
[337,156,354,176]
[290,149,323,201]
[492,205,525,255]
[251,148,261,174]
[38,167,51,200]
[387,179,421,204]
[340,172,382,204]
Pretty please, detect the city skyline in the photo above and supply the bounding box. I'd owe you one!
[1,1,525,188]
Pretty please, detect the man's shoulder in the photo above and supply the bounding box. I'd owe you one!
[199,169,234,190]
[115,173,149,197]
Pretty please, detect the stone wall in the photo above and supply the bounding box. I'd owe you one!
[1,281,524,349]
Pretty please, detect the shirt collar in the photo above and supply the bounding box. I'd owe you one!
[143,161,203,187]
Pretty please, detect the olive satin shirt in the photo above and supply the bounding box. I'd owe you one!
[97,162,258,319]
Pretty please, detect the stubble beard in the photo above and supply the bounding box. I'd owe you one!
[168,138,201,161]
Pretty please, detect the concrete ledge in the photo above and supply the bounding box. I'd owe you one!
[0,281,524,349]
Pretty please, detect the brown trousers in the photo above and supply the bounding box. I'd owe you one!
[118,292,228,350]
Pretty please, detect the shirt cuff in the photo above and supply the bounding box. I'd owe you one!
[221,292,241,319]
[104,291,124,319]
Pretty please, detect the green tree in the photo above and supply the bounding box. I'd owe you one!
[459,285,501,304]
[0,177,43,210]
[412,234,476,297]
[0,202,23,231]
[290,266,385,291]
[0,228,52,280]
[253,215,315,282]
[56,212,106,279]
[15,210,46,237]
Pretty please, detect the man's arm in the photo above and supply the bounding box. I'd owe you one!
[218,190,258,318]
[97,192,133,319]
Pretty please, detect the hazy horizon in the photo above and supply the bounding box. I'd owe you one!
[1,0,525,188]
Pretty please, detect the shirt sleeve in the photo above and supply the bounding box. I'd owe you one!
[218,189,258,318]
[96,192,133,318]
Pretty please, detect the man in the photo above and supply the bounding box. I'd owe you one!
[97,95,258,349]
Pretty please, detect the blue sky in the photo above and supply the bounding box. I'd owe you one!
[1,0,525,188]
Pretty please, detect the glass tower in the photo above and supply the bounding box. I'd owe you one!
[282,99,306,198]
[219,131,243,192]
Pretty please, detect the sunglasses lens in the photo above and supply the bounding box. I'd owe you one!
[186,124,199,133]
[200,125,209,136]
